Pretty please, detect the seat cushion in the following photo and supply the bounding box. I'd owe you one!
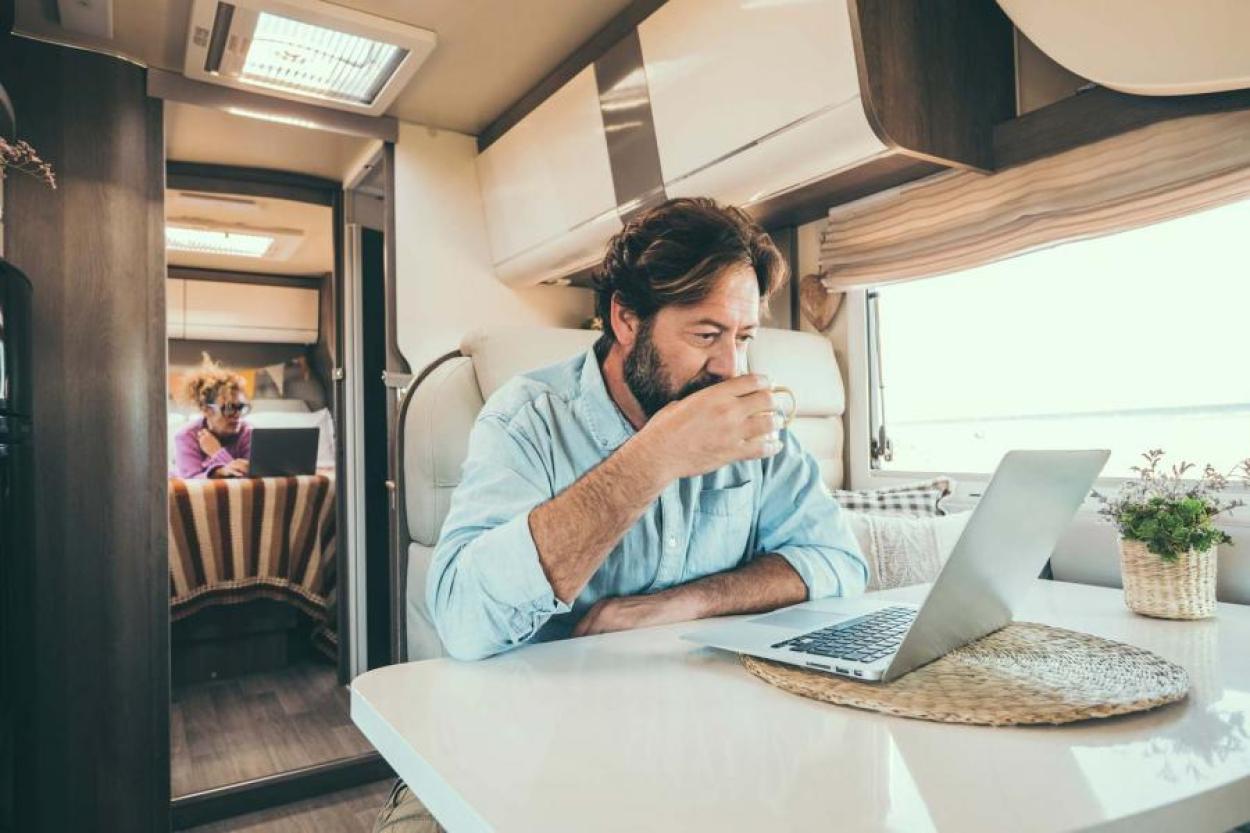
[749,328,845,491]
[460,327,600,400]
[403,356,483,547]
[406,542,445,660]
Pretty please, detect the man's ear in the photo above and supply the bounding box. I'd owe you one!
[609,293,642,349]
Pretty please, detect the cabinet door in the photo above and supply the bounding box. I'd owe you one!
[476,66,617,268]
[639,0,864,185]
[183,280,319,343]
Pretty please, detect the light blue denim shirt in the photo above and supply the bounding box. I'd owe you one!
[427,348,867,660]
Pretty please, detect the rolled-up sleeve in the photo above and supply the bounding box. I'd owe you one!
[426,409,570,661]
[755,430,868,600]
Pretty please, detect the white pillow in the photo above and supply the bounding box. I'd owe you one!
[245,408,336,469]
[250,398,311,414]
[167,412,188,470]
[843,510,972,591]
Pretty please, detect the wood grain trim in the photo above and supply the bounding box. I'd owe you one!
[994,86,1250,170]
[477,0,669,152]
[170,753,392,830]
[819,108,1250,289]
[168,266,325,290]
[1,34,171,832]
[847,0,1015,173]
[750,152,945,230]
[167,162,339,206]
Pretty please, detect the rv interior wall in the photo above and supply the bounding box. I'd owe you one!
[392,122,593,373]
[0,32,169,833]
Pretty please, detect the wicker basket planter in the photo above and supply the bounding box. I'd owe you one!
[1119,537,1217,620]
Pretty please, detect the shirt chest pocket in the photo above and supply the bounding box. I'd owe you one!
[685,482,755,579]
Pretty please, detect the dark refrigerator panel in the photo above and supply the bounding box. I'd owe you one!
[0,259,33,832]
[0,437,33,832]
[0,260,32,420]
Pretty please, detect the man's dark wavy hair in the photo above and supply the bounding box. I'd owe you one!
[591,197,788,353]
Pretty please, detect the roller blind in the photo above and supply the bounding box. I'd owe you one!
[817,107,1250,289]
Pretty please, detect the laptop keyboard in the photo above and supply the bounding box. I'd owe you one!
[772,606,917,664]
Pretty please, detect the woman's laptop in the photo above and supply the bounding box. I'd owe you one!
[248,427,320,477]
[683,449,1109,682]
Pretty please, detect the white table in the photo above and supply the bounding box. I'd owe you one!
[351,581,1250,833]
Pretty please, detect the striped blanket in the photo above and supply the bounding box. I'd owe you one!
[168,474,337,623]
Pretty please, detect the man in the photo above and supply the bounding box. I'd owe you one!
[374,197,867,832]
[428,197,867,660]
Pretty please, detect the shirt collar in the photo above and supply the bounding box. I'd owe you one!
[576,348,636,451]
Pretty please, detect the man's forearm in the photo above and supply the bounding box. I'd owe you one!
[667,553,808,619]
[529,433,671,603]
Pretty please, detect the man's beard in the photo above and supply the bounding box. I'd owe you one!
[623,319,724,418]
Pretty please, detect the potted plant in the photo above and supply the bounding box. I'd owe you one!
[1095,450,1250,619]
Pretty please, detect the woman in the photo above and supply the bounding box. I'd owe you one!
[172,355,253,479]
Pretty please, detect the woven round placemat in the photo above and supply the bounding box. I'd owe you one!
[741,622,1189,726]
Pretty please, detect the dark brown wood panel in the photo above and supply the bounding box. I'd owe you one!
[169,265,325,290]
[994,86,1250,170]
[181,777,398,833]
[167,161,338,206]
[172,754,391,830]
[849,0,1015,172]
[477,0,669,151]
[751,153,945,230]
[1,33,169,833]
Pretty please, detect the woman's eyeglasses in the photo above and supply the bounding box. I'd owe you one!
[208,402,252,417]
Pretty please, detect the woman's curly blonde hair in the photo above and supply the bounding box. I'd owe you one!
[180,353,247,410]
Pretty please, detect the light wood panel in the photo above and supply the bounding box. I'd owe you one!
[819,108,1250,289]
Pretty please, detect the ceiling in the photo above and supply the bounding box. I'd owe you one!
[15,0,638,134]
[166,188,334,274]
[165,101,375,181]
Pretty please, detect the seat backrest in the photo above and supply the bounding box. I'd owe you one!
[398,326,846,659]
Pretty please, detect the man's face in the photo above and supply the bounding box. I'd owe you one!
[623,265,761,418]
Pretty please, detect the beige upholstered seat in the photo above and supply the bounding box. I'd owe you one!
[397,326,847,660]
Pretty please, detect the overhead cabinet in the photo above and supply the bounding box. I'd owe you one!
[476,0,1013,287]
[167,278,320,344]
[475,66,622,285]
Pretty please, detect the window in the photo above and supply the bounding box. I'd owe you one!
[869,199,1250,478]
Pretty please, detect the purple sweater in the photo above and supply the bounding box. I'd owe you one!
[172,417,252,479]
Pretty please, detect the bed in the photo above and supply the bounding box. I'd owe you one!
[168,375,342,660]
[168,472,336,621]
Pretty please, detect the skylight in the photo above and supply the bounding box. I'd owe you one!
[166,226,275,258]
[239,12,408,106]
[184,0,436,116]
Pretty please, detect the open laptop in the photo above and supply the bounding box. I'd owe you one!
[248,427,320,477]
[683,449,1109,682]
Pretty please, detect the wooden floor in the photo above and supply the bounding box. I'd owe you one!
[184,778,396,833]
[171,659,375,796]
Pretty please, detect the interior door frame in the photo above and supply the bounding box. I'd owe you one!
[342,143,411,669]
[164,162,390,828]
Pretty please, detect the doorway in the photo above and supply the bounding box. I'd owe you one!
[162,141,398,828]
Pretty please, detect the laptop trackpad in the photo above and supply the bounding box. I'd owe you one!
[748,609,851,631]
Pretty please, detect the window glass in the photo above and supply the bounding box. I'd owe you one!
[873,199,1250,478]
